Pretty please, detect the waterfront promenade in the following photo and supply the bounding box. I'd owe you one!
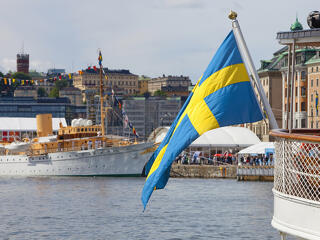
[170,163,274,181]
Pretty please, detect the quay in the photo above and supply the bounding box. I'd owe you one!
[170,164,274,181]
[236,165,274,181]
[170,164,237,178]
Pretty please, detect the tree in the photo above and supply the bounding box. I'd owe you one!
[49,88,59,98]
[0,71,3,78]
[153,90,167,97]
[11,72,32,80]
[37,87,48,97]
[55,79,68,90]
[48,79,69,98]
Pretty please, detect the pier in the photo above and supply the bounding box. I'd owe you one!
[170,163,274,181]
[236,165,274,181]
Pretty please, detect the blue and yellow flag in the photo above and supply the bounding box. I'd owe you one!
[141,31,264,209]
[98,51,103,66]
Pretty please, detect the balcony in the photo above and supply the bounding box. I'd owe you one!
[270,129,320,240]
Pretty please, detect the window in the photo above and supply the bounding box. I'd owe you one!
[311,79,314,87]
[311,94,314,102]
[317,78,319,87]
[301,119,306,128]
[301,87,306,97]
[301,102,306,111]
[296,119,298,128]
[295,87,298,96]
[301,71,306,80]
[296,56,302,64]
[295,102,298,112]
[311,109,314,116]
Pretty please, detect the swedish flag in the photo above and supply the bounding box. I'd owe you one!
[98,51,103,66]
[141,31,264,209]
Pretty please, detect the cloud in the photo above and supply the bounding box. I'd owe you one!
[154,0,204,9]
[0,58,54,74]
[0,58,16,73]
[29,60,54,73]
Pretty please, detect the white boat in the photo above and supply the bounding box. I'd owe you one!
[271,129,320,240]
[4,141,31,152]
[0,112,154,176]
[0,52,154,177]
[0,139,153,177]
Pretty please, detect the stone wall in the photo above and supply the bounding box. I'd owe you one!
[170,164,237,178]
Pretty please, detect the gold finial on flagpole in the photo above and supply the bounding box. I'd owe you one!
[228,10,237,20]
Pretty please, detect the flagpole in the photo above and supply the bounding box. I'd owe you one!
[229,11,279,130]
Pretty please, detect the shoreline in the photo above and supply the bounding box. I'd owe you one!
[170,164,274,181]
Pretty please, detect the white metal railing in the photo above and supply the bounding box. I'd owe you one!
[273,135,320,203]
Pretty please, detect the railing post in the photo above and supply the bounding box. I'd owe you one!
[282,139,285,194]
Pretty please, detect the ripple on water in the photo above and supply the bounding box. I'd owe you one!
[0,177,287,240]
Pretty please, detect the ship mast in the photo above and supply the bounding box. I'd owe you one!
[99,51,105,137]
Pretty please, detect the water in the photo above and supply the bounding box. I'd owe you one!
[0,177,282,240]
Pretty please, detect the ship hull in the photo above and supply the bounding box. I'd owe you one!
[0,142,153,177]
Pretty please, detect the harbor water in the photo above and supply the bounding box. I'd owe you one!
[0,177,287,239]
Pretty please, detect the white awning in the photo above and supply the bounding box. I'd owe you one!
[150,126,261,148]
[0,117,67,131]
[190,127,261,148]
[238,142,275,155]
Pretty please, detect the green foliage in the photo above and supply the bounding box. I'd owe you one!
[47,79,69,98]
[55,79,68,90]
[153,90,167,97]
[37,87,48,97]
[49,87,59,98]
[0,71,4,77]
[11,72,32,80]
[0,78,19,97]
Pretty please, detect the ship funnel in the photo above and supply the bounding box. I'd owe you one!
[36,114,53,137]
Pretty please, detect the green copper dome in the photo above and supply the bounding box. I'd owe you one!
[290,17,303,31]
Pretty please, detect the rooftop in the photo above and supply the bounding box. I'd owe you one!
[276,28,320,46]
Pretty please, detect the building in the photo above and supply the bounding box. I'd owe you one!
[281,47,320,129]
[14,86,37,98]
[244,48,284,141]
[0,97,86,125]
[34,80,55,96]
[306,51,320,128]
[17,53,29,73]
[47,69,65,75]
[148,75,191,95]
[122,97,182,139]
[244,18,320,140]
[160,85,190,97]
[59,87,83,106]
[138,75,150,94]
[73,68,139,102]
[80,89,123,135]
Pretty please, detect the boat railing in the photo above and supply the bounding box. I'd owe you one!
[270,129,320,202]
[270,129,320,240]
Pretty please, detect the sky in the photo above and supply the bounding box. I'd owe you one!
[0,0,318,83]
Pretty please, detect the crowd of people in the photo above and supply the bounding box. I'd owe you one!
[239,155,274,166]
[174,151,274,166]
